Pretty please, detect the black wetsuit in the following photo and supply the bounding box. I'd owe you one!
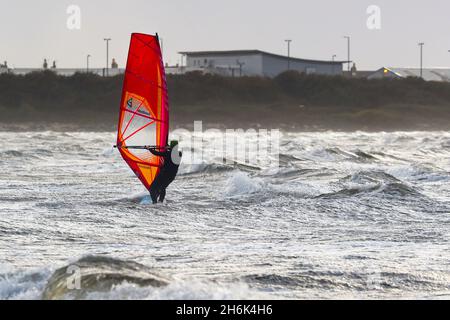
[148,147,182,204]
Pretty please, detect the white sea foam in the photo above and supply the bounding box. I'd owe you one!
[224,171,263,197]
[0,268,50,300]
[0,265,267,300]
[85,280,267,300]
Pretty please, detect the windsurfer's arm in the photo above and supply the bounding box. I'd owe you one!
[148,148,168,157]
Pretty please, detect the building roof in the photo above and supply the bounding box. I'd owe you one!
[372,67,450,82]
[179,50,345,65]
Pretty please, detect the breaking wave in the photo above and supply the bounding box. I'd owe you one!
[0,256,266,300]
[42,256,169,300]
[317,171,422,199]
[224,171,263,197]
[178,162,234,175]
[309,147,378,163]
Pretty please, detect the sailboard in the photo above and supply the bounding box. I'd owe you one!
[116,33,169,191]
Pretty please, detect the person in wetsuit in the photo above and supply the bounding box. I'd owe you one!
[148,140,182,204]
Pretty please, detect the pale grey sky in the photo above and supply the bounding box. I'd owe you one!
[1,0,450,70]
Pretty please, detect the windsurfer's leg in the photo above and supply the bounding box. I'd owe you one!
[150,186,158,204]
[158,188,166,202]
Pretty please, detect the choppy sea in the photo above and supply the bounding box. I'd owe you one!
[0,131,449,299]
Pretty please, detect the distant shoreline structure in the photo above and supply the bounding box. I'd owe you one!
[0,66,214,77]
[0,67,125,77]
[2,63,450,82]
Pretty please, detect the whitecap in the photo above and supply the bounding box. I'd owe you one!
[224,171,263,197]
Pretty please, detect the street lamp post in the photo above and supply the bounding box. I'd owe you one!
[285,39,292,70]
[332,54,337,74]
[418,42,424,78]
[448,49,450,67]
[343,36,351,71]
[86,54,91,73]
[104,38,111,76]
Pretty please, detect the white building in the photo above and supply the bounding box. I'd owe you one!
[368,67,450,82]
[179,50,344,77]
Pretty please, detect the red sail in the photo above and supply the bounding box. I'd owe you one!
[116,33,169,190]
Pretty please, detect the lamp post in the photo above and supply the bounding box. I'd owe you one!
[332,54,337,74]
[448,49,450,68]
[343,36,351,71]
[285,39,292,70]
[86,54,91,73]
[418,42,424,78]
[104,38,111,76]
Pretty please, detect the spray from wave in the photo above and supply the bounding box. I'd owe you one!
[224,171,263,197]
[1,256,267,300]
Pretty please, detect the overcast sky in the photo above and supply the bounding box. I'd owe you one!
[1,0,450,70]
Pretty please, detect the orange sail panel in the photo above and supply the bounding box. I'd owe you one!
[116,33,169,191]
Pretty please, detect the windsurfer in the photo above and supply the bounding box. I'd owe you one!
[148,140,182,204]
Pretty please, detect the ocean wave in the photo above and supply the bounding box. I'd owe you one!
[309,147,350,161]
[84,280,265,300]
[388,164,450,182]
[242,272,355,291]
[353,150,378,161]
[224,171,263,197]
[178,160,262,176]
[101,147,115,157]
[387,135,417,143]
[278,153,304,164]
[1,256,267,300]
[35,202,71,209]
[116,191,150,205]
[221,159,262,172]
[262,167,336,181]
[317,171,421,199]
[315,185,379,199]
[242,274,302,287]
[1,150,25,158]
[33,148,53,156]
[0,195,45,203]
[53,144,87,154]
[42,256,169,300]
[379,182,422,197]
[178,162,234,175]
[32,133,58,141]
[0,267,50,300]
[97,190,172,206]
[242,270,446,293]
[341,171,400,185]
[309,147,378,163]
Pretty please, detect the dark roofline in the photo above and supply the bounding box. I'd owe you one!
[178,50,345,65]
